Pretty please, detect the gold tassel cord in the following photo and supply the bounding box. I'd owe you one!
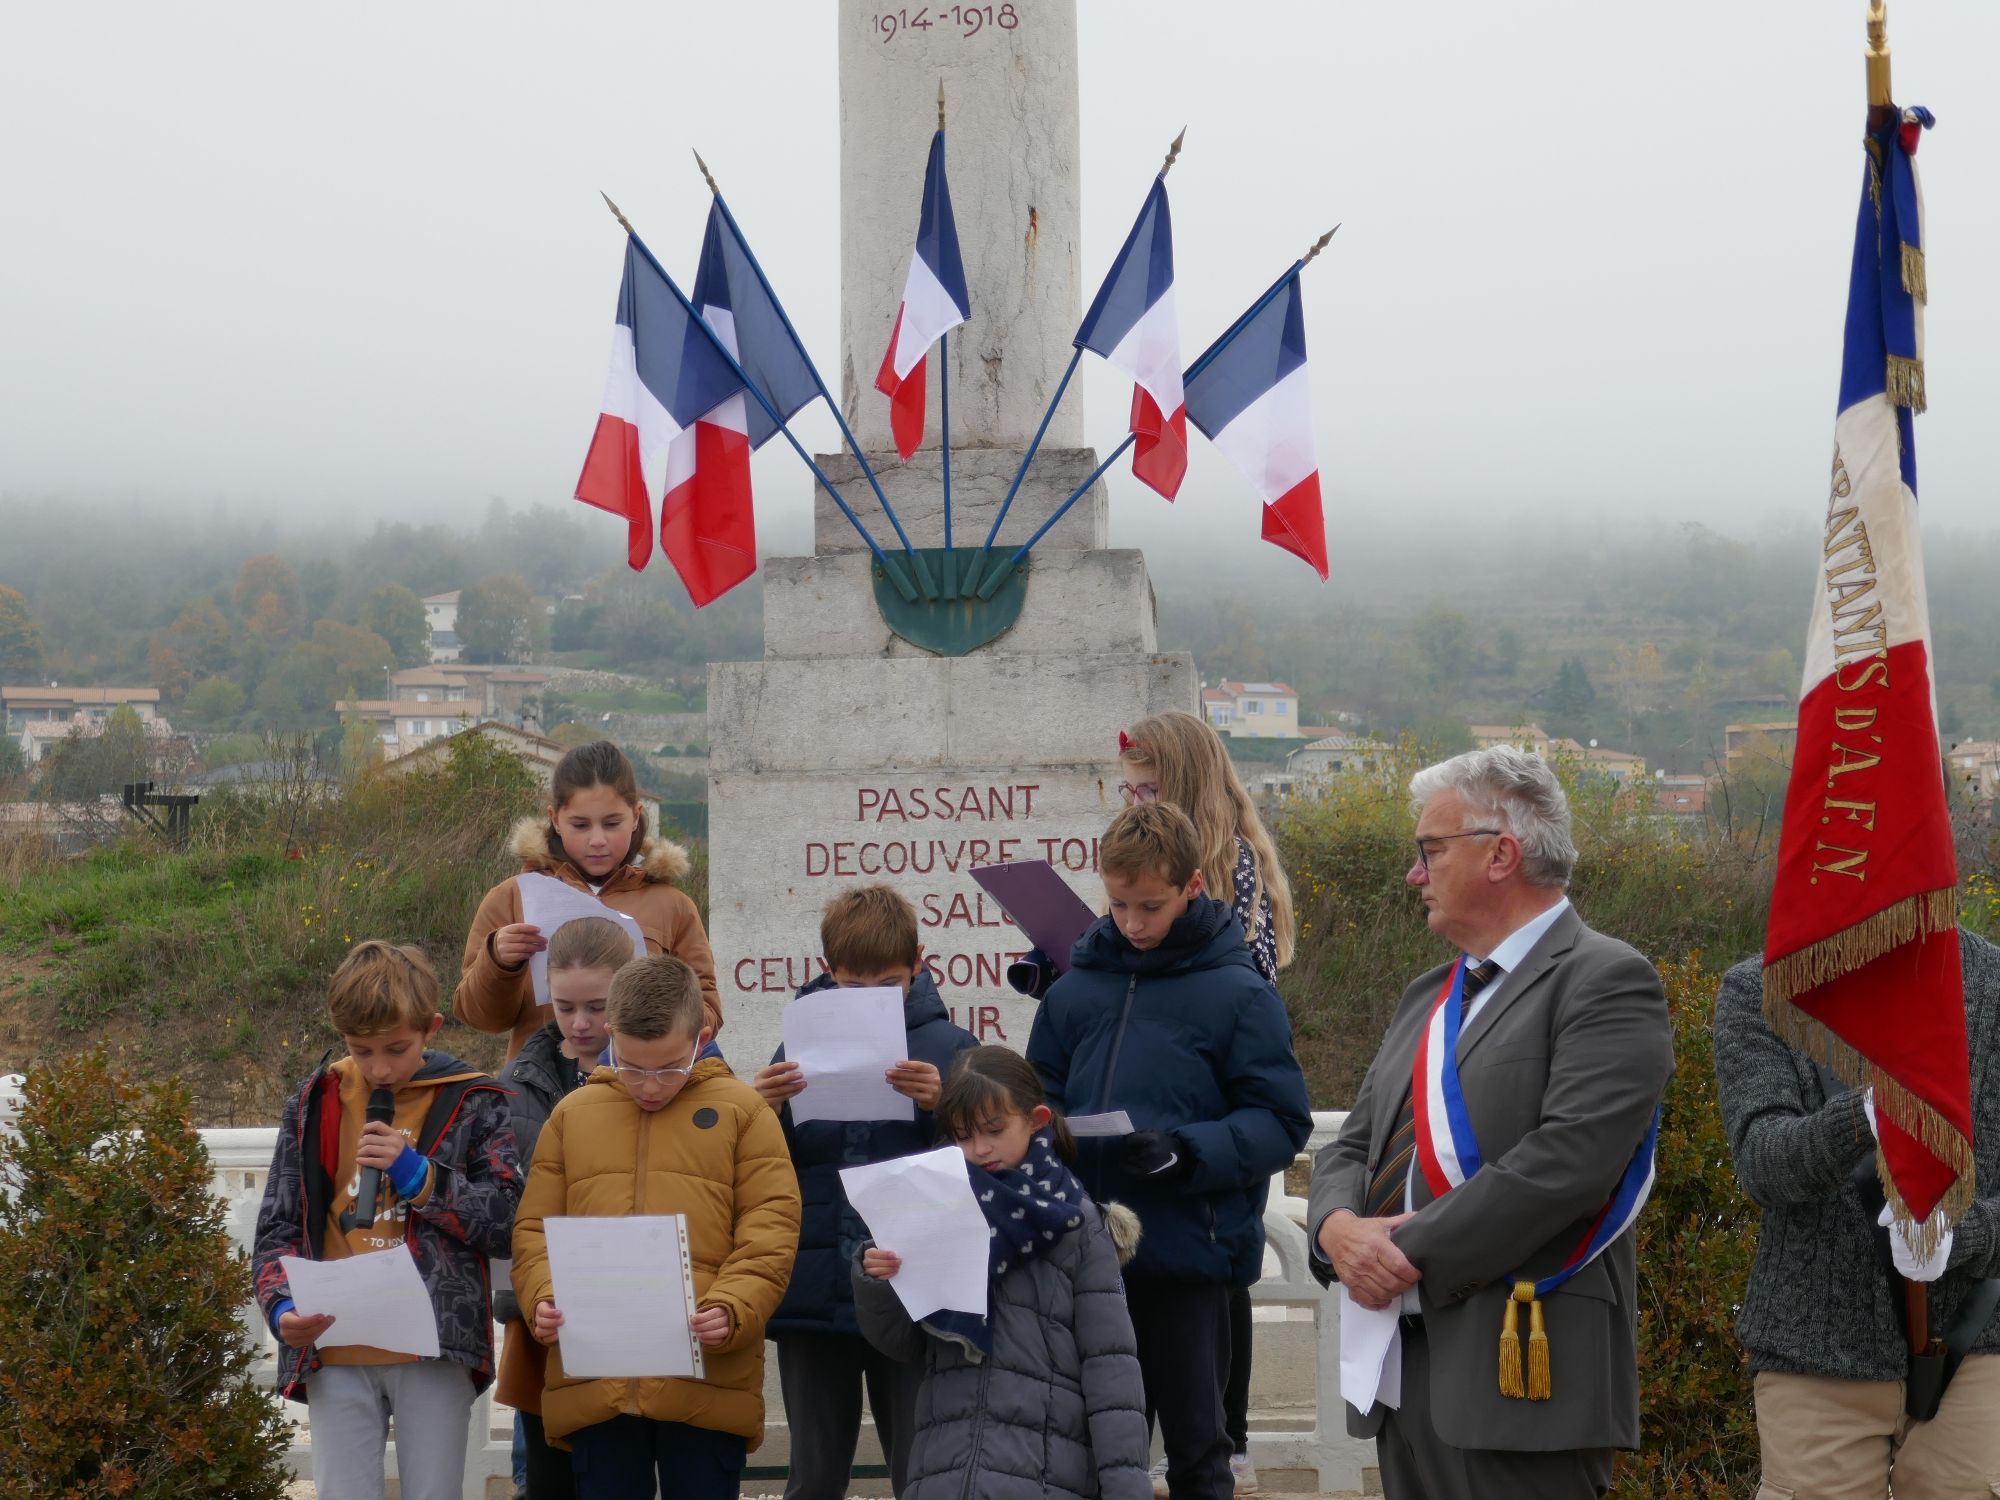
[1498,1281,1531,1398]
[1761,889,1958,1007]
[1902,242,1927,303]
[1886,355,1927,413]
[1526,1296,1551,1401]
[1864,136,1884,214]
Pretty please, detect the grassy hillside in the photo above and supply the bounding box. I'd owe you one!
[0,736,704,1124]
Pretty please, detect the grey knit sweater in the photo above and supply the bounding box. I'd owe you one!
[1713,928,2000,1380]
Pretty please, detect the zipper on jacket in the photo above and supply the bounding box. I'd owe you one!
[628,1093,652,1411]
[956,1342,996,1500]
[1096,975,1140,1115]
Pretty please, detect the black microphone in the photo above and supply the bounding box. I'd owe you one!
[352,1087,396,1227]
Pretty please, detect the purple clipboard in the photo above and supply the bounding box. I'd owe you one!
[970,859,1098,974]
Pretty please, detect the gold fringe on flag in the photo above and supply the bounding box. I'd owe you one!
[1902,242,1927,303]
[1762,888,1977,1259]
[1498,1284,1526,1398]
[1762,890,1958,1004]
[1886,355,1927,412]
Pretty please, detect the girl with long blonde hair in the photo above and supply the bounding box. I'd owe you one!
[1118,710,1295,979]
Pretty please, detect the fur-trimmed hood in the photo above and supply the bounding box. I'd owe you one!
[507,815,690,886]
[1102,1201,1142,1266]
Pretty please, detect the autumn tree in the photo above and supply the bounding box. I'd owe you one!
[364,583,431,667]
[458,573,540,663]
[39,705,156,803]
[145,637,192,702]
[233,554,303,641]
[0,585,45,681]
[255,620,395,723]
[1608,640,1665,743]
[158,598,235,678]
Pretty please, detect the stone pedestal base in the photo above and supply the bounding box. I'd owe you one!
[706,646,1196,1069]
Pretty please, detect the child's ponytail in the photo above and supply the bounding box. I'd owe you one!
[936,1046,1077,1163]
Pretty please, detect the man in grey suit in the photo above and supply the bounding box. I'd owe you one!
[1309,746,1673,1499]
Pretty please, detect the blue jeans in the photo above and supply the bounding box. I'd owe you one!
[568,1415,746,1500]
[512,1412,527,1486]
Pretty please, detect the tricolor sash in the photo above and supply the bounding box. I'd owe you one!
[1409,958,1661,1400]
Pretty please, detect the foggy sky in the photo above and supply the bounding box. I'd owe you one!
[3,1,1998,571]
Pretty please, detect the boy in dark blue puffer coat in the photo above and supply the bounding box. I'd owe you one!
[752,884,980,1500]
[1028,804,1312,1500]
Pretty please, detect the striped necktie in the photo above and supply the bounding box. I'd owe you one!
[1364,959,1503,1217]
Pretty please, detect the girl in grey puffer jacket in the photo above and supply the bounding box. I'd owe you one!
[853,1048,1153,1500]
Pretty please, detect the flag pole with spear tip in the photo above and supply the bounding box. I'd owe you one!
[1859,0,1939,1372]
[598,192,920,602]
[970,127,1188,587]
[937,81,959,597]
[976,222,1339,601]
[689,151,935,599]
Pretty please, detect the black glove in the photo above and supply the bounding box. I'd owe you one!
[1005,946,1058,1000]
[1120,1130,1191,1182]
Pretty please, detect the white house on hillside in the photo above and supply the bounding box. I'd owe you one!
[422,591,461,664]
[1201,680,1302,739]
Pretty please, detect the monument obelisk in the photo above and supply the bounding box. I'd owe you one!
[707,0,1198,1069]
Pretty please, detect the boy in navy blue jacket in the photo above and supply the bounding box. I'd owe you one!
[752,885,980,1500]
[1027,804,1312,1500]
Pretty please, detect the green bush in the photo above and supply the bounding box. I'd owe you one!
[0,1052,292,1498]
[1611,957,1762,1498]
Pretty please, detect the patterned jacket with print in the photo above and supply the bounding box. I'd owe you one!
[251,1049,521,1402]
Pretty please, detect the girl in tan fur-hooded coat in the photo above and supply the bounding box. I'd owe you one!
[454,740,720,1063]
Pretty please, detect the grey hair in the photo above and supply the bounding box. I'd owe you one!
[1408,745,1577,889]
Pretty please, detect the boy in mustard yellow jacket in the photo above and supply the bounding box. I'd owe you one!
[511,954,800,1499]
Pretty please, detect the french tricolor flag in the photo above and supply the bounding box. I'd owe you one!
[1183,271,1329,579]
[1076,176,1186,499]
[576,238,748,574]
[875,130,970,462]
[659,210,757,607]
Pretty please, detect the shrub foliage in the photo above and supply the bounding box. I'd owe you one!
[0,1052,291,1498]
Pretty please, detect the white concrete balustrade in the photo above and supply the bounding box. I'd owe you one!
[191,1113,1365,1499]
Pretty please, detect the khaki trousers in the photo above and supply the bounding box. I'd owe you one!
[1753,1355,2000,1499]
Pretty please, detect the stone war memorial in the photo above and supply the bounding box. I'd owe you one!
[707,0,1199,1071]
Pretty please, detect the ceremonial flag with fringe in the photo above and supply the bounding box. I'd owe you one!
[576,238,749,573]
[1762,103,1973,1240]
[1076,176,1187,500]
[875,130,970,462]
[1182,271,1329,578]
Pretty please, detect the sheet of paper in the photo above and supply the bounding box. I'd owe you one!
[840,1146,992,1322]
[545,1215,704,1379]
[280,1247,441,1358]
[516,873,647,1007]
[969,859,1098,973]
[782,986,914,1125]
[1067,1110,1135,1138]
[1337,1285,1403,1413]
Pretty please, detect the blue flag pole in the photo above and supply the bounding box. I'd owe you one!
[973,136,1184,581]
[696,156,936,599]
[600,193,920,603]
[940,329,956,596]
[974,434,1134,599]
[976,227,1336,602]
